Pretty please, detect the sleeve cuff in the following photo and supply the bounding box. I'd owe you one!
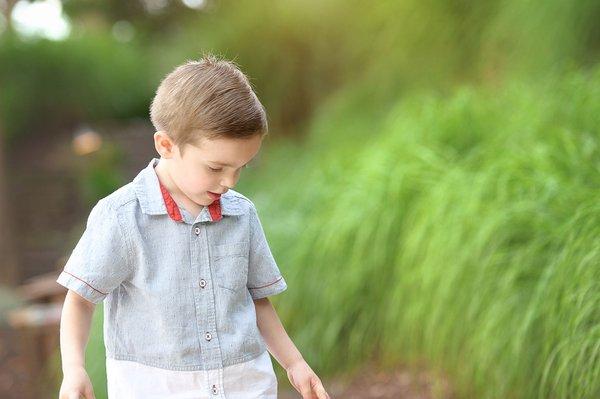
[56,270,107,304]
[248,276,287,300]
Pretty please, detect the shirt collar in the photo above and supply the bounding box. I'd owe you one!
[133,158,244,223]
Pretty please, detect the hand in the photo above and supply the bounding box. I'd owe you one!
[286,358,330,399]
[59,366,96,399]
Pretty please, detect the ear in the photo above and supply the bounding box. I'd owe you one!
[154,131,177,159]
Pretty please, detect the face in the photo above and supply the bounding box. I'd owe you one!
[155,132,263,206]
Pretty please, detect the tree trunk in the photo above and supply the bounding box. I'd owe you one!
[1,0,18,33]
[0,121,19,286]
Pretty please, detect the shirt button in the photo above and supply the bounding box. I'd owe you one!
[205,332,212,341]
[199,279,207,288]
[194,227,201,235]
[211,384,218,395]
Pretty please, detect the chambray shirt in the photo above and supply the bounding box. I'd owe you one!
[56,158,287,371]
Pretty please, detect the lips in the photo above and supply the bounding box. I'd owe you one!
[207,191,222,200]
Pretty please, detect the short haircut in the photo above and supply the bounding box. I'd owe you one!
[150,54,268,153]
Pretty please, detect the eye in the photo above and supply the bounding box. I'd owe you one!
[208,166,222,172]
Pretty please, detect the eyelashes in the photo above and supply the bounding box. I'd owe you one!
[207,164,250,173]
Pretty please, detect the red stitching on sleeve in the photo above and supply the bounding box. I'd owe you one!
[248,276,283,290]
[62,270,107,295]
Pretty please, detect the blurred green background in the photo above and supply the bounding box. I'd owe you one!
[0,0,598,398]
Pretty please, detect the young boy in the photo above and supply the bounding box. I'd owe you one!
[57,55,330,399]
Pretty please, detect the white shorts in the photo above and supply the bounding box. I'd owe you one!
[106,351,278,399]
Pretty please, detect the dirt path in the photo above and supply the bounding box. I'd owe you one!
[279,364,454,399]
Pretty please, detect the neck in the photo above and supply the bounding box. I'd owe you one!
[154,158,204,217]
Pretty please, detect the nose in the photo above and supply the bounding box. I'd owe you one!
[220,175,236,191]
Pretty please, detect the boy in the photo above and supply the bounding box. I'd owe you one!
[57,55,330,399]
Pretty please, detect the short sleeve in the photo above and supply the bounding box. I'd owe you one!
[56,199,132,304]
[246,203,287,300]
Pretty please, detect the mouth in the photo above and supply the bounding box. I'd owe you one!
[207,191,222,200]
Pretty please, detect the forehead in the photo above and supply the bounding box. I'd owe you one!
[183,135,263,166]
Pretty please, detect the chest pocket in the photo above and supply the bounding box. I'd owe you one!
[212,242,249,292]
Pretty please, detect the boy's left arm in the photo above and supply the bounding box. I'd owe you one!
[254,297,330,399]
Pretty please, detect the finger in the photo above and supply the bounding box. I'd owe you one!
[67,393,80,399]
[311,378,329,399]
[300,383,313,399]
[314,383,330,399]
[311,388,320,399]
[85,386,96,399]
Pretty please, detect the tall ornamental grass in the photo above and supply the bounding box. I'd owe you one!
[252,67,599,398]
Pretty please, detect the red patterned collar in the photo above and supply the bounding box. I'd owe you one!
[132,159,241,222]
[157,181,223,223]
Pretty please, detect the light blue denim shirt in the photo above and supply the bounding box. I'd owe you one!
[56,158,287,371]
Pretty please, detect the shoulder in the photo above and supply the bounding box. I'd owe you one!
[89,182,138,221]
[225,188,253,204]
[223,189,269,230]
[102,181,138,208]
[223,188,257,213]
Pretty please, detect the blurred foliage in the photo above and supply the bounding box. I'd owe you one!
[159,0,600,130]
[1,0,599,143]
[61,0,205,41]
[0,286,24,327]
[0,32,157,144]
[247,67,599,398]
[75,141,126,207]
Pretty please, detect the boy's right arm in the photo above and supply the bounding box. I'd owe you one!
[59,289,97,399]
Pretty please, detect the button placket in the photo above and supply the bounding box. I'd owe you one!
[193,223,224,371]
[195,227,207,290]
[208,367,224,397]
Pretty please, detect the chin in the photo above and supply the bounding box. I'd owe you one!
[195,195,213,206]
[195,198,211,206]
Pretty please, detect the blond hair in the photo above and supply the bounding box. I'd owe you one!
[150,54,268,153]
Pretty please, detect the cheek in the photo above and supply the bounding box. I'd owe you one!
[182,169,213,192]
